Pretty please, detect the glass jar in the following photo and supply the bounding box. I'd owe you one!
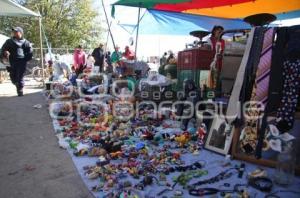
[274,143,296,186]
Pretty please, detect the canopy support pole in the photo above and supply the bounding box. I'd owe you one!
[105,21,112,52]
[102,21,112,72]
[134,5,141,60]
[101,0,116,51]
[38,15,44,85]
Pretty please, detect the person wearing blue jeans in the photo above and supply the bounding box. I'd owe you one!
[0,27,33,96]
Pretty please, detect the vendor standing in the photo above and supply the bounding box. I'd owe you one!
[207,25,225,93]
[0,27,33,96]
[92,43,104,72]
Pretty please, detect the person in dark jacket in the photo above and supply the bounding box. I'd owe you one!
[92,43,104,72]
[0,27,33,96]
[105,51,113,73]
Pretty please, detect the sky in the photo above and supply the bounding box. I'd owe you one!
[95,0,197,59]
[95,0,300,60]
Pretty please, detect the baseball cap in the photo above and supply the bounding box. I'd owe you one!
[12,27,23,34]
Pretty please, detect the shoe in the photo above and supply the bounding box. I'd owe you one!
[17,90,23,97]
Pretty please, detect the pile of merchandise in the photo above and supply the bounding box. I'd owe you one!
[45,80,299,198]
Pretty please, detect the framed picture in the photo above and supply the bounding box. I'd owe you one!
[205,115,234,155]
[231,118,300,175]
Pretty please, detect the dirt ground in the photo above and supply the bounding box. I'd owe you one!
[0,78,93,198]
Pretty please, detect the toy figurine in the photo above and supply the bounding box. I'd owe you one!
[88,147,107,157]
[107,179,115,188]
[128,167,139,176]
[136,142,145,150]
[187,127,197,134]
[172,152,181,160]
[197,124,207,144]
[110,151,123,159]
[175,132,191,147]
[141,130,154,140]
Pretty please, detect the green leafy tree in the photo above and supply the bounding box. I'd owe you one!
[0,0,104,49]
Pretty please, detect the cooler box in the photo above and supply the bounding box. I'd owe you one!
[178,48,214,70]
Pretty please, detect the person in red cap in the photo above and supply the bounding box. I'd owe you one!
[0,27,33,96]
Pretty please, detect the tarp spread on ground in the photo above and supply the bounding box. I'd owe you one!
[0,0,40,17]
[117,9,251,35]
[46,80,300,198]
[113,0,300,20]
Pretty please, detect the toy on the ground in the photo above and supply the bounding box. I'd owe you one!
[175,132,191,147]
[197,123,207,144]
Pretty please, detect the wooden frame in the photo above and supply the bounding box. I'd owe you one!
[231,127,300,176]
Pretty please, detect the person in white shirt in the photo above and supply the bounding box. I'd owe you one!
[86,54,95,72]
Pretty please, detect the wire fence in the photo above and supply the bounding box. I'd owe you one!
[28,48,93,72]
[32,48,93,58]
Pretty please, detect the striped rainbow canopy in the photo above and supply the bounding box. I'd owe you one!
[113,0,300,20]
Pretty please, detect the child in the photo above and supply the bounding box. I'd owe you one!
[69,66,77,86]
[47,60,54,81]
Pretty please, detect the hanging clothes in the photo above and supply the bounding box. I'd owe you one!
[275,59,300,130]
[276,25,300,132]
[240,27,265,104]
[238,27,265,126]
[265,27,288,114]
[255,25,300,158]
[240,28,276,154]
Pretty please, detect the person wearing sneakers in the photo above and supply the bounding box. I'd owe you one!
[0,27,33,96]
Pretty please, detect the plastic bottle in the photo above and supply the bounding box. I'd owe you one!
[274,143,295,186]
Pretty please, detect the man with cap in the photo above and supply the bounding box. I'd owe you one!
[0,27,33,96]
[92,43,105,72]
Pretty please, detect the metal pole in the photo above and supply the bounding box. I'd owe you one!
[39,16,44,84]
[101,0,116,51]
[134,5,141,60]
[102,21,112,72]
[105,21,112,52]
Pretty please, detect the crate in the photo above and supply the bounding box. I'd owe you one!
[178,48,215,70]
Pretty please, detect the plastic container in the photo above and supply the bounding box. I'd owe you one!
[274,143,296,186]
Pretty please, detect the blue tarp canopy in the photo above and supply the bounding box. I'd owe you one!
[117,9,251,35]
